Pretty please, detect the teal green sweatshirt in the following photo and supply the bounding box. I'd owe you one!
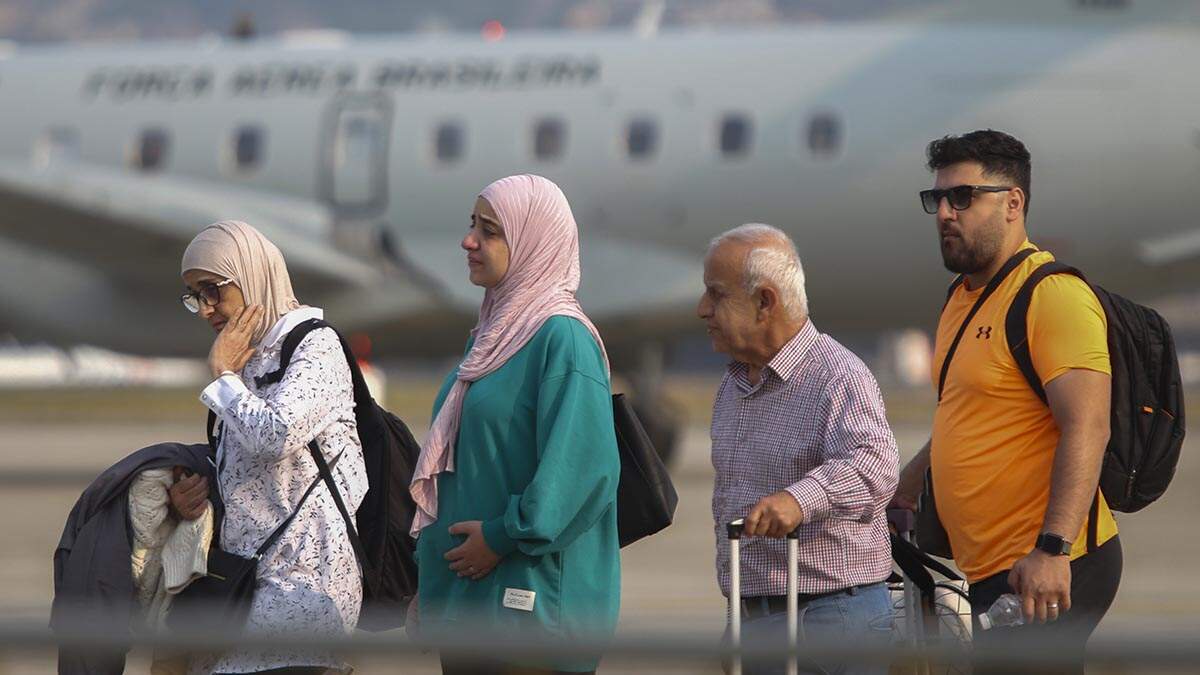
[417,316,621,671]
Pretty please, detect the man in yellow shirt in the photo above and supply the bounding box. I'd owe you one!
[892,130,1121,673]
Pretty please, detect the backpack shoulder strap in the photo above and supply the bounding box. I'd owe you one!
[257,316,379,409]
[254,318,330,388]
[1004,261,1102,553]
[937,248,1037,401]
[308,440,371,579]
[299,322,376,581]
[1003,261,1086,405]
[210,315,375,565]
[240,316,376,565]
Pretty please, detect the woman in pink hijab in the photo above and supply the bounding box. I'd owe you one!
[412,176,621,674]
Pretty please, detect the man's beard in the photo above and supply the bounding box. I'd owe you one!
[941,223,1004,275]
[941,238,990,274]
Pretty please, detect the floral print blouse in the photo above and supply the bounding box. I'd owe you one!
[193,307,367,674]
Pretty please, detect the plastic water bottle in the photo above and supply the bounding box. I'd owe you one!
[978,593,1026,630]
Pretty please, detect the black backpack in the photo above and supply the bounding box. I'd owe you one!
[1005,261,1185,514]
[216,318,421,631]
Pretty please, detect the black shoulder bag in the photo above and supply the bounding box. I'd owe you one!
[168,414,346,633]
[917,248,1035,559]
[612,393,679,547]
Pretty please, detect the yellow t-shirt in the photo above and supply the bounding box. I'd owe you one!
[930,241,1118,583]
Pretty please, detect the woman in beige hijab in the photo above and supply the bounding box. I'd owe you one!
[175,220,369,675]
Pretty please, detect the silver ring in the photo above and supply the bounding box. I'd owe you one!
[1048,603,1059,609]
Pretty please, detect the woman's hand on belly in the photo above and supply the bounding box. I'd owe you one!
[445,520,501,581]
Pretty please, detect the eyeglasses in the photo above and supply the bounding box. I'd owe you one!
[919,185,1014,214]
[180,278,235,314]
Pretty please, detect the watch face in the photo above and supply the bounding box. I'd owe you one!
[1038,534,1070,555]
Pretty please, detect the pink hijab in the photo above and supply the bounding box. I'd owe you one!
[409,174,608,536]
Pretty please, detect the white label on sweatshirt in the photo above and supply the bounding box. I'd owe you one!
[503,588,536,612]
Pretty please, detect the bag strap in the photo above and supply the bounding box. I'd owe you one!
[254,318,328,388]
[251,448,346,560]
[937,248,1037,401]
[943,276,966,309]
[308,440,370,579]
[890,533,963,609]
[255,317,379,409]
[892,533,962,582]
[1004,260,1102,553]
[206,410,219,451]
[244,316,372,569]
[1003,261,1086,404]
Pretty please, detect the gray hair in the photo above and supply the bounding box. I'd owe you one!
[707,223,808,319]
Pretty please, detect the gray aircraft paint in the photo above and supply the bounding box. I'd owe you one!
[0,14,1197,355]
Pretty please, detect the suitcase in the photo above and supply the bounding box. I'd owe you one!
[886,508,972,675]
[726,518,800,675]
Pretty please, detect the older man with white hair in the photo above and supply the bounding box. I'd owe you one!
[699,224,900,675]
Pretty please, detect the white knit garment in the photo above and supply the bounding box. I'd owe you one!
[128,468,213,630]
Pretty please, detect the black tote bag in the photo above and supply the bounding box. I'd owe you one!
[612,393,679,547]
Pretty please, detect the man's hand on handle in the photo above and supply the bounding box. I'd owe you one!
[744,491,804,538]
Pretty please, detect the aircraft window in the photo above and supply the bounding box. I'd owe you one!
[625,117,659,160]
[32,127,80,169]
[719,114,753,158]
[807,113,842,157]
[435,122,465,163]
[233,126,265,170]
[134,128,170,171]
[335,116,376,169]
[533,118,566,160]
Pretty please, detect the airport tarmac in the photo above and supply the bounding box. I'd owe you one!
[1,382,1197,673]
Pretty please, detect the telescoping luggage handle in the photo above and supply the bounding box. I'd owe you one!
[727,519,801,675]
[887,508,925,650]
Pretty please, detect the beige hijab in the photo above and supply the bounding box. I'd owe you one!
[180,220,302,345]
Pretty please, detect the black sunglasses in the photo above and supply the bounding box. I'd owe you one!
[919,185,1014,214]
[180,278,235,314]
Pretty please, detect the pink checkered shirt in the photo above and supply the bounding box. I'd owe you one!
[711,320,899,597]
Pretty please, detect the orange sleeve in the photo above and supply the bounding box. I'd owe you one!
[1026,274,1111,385]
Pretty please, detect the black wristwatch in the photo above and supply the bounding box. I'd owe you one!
[1035,532,1072,556]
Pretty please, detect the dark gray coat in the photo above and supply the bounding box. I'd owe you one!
[52,442,215,675]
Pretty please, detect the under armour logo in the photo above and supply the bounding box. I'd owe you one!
[976,326,992,339]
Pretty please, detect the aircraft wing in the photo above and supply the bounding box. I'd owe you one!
[0,157,381,294]
[1138,229,1200,268]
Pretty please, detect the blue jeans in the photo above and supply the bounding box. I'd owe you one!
[737,582,893,675]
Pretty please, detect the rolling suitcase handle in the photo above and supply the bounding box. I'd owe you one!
[727,519,800,675]
[887,508,925,649]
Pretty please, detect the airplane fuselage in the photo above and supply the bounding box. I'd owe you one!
[1,24,1197,356]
